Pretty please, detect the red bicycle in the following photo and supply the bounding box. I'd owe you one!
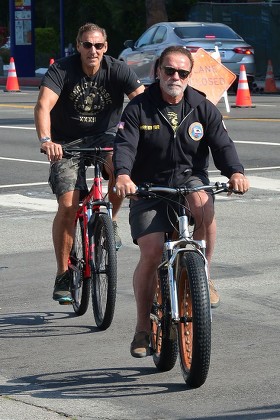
[64,146,117,330]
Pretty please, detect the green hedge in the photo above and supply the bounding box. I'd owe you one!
[0,47,10,64]
[35,27,59,67]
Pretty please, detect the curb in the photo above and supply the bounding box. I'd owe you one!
[0,76,41,88]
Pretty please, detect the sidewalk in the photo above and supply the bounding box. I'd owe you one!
[0,66,46,88]
[0,76,41,88]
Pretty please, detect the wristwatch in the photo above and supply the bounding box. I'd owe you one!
[39,136,51,144]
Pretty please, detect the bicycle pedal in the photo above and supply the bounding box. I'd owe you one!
[58,299,73,305]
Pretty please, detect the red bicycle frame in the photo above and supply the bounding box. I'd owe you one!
[68,147,113,279]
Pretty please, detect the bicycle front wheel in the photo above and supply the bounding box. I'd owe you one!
[177,251,211,388]
[91,213,117,330]
[69,217,90,316]
[150,267,178,372]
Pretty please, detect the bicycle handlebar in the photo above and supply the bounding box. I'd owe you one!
[126,182,243,198]
[62,146,113,158]
[40,146,113,157]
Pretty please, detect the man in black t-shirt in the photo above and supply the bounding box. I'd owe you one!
[34,22,144,303]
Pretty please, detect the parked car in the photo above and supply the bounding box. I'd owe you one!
[118,22,255,89]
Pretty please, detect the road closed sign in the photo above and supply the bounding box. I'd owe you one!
[188,48,236,105]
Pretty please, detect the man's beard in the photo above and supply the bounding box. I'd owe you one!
[161,82,185,97]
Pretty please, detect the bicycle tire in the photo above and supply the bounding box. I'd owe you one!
[69,217,90,316]
[150,266,178,372]
[177,251,211,388]
[91,213,117,330]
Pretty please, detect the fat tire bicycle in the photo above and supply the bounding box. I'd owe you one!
[64,146,117,330]
[131,182,239,388]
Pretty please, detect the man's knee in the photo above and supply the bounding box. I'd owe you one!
[57,192,79,217]
[139,237,163,266]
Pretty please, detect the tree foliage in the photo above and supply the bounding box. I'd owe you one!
[0,0,198,64]
[33,0,197,57]
[146,0,168,28]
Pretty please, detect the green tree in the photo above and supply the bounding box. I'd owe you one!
[146,0,168,27]
[33,0,198,60]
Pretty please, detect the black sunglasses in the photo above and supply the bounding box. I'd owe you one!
[162,66,191,80]
[79,41,105,50]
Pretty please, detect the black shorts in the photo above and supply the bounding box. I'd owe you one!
[129,174,211,244]
[49,133,115,199]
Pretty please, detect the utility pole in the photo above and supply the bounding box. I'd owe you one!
[60,0,65,58]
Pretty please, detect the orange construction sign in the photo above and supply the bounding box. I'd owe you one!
[188,48,236,105]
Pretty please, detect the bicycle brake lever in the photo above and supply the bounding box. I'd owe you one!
[138,191,157,198]
[216,182,244,195]
[125,191,156,199]
[230,189,244,195]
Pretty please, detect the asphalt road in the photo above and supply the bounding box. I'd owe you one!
[0,89,279,420]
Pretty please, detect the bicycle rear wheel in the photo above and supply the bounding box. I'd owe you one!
[91,213,117,330]
[69,217,90,316]
[150,266,178,372]
[177,251,211,388]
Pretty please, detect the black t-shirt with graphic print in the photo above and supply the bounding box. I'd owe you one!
[41,54,142,143]
[159,98,190,133]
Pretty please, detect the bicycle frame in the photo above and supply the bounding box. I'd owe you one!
[66,147,113,279]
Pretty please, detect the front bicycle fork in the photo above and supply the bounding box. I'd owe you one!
[162,236,208,325]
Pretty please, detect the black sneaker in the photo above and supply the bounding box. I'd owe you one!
[113,221,122,251]
[53,271,72,303]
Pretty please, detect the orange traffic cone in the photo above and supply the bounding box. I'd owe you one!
[4,57,20,92]
[232,64,255,108]
[49,58,55,66]
[264,60,278,93]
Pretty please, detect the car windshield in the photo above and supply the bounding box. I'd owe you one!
[174,26,242,40]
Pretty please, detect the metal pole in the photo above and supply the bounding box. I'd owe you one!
[9,0,14,57]
[60,0,65,58]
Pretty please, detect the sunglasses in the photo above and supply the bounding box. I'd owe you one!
[79,41,105,50]
[162,66,191,80]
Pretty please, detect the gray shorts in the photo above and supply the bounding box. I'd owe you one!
[49,133,115,199]
[129,175,211,244]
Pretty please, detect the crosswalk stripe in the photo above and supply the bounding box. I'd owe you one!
[0,189,109,212]
[0,194,58,212]
[0,176,278,213]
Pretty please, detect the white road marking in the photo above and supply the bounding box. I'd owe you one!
[0,194,57,212]
[0,156,49,164]
[0,175,278,214]
[0,125,35,129]
[0,182,49,188]
[234,141,280,146]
